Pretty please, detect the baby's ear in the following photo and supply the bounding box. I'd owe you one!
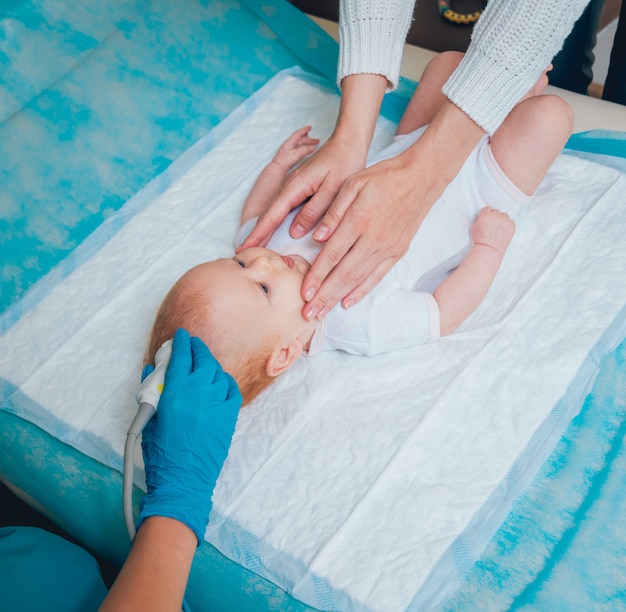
[266,340,303,378]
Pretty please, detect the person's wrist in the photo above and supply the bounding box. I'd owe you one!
[139,461,216,547]
[335,73,387,151]
[428,100,484,159]
[137,515,198,546]
[139,487,212,546]
[403,100,484,185]
[323,128,369,170]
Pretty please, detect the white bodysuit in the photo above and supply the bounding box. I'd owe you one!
[236,127,531,356]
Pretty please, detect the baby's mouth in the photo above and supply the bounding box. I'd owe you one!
[285,254,311,275]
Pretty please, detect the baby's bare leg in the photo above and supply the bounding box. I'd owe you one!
[520,65,552,102]
[397,55,553,139]
[490,94,573,196]
[396,51,464,136]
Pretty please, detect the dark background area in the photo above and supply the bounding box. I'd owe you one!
[289,0,483,52]
[289,0,624,99]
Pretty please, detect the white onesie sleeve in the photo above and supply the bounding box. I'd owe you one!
[309,279,440,356]
[367,288,440,354]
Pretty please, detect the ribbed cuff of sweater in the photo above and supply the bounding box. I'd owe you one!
[442,48,536,136]
[337,15,410,92]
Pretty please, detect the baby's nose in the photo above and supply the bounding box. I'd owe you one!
[251,255,273,270]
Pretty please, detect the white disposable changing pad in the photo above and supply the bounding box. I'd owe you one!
[2,69,626,611]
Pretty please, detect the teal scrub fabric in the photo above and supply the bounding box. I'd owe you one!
[0,526,107,612]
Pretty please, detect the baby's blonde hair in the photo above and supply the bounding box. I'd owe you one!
[146,275,275,405]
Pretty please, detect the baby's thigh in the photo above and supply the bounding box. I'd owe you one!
[489,95,574,196]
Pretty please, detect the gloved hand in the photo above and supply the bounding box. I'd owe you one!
[138,328,242,545]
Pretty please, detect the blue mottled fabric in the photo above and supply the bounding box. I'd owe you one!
[443,336,626,611]
[0,0,338,314]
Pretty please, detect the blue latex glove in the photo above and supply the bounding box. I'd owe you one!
[138,328,242,545]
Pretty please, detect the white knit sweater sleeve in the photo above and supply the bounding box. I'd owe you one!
[443,0,590,135]
[338,0,415,91]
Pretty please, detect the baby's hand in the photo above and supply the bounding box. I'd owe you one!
[271,126,320,172]
[471,207,516,255]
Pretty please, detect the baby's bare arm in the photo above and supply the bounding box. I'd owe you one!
[434,207,515,335]
[241,127,319,224]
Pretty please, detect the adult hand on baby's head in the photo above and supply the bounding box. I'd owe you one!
[298,101,486,320]
[237,128,367,251]
[297,151,431,319]
[139,328,242,546]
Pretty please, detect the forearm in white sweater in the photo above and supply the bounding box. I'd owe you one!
[338,0,415,91]
[443,0,590,134]
[339,0,589,134]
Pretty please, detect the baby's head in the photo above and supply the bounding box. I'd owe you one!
[147,247,317,404]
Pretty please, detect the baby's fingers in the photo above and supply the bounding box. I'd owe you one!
[278,126,314,153]
[283,142,319,168]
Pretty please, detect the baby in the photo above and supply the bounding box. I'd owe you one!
[146,51,573,404]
